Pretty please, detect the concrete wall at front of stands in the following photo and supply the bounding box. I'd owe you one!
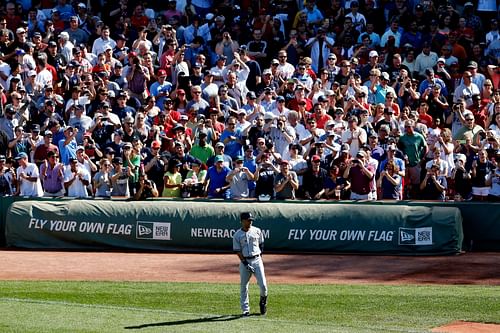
[3,199,465,255]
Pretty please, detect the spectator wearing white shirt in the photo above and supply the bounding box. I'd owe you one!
[91,25,116,56]
[453,71,481,107]
[345,1,366,33]
[276,50,295,80]
[305,27,334,72]
[34,55,53,93]
[414,42,438,79]
[380,19,402,48]
[64,157,90,197]
[15,152,43,197]
[341,115,367,157]
[57,32,75,63]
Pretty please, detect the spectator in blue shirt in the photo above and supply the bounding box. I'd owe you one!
[205,155,231,199]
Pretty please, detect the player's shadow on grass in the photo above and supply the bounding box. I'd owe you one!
[124,315,242,329]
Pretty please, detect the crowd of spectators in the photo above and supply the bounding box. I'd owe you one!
[0,0,498,202]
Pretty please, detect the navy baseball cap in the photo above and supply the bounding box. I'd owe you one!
[240,212,255,220]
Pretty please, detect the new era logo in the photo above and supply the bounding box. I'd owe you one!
[399,227,433,246]
[400,231,414,242]
[136,221,171,240]
[138,224,152,236]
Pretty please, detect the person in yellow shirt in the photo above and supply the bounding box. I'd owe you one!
[162,159,183,197]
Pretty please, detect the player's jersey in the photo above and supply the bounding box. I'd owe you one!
[233,226,264,258]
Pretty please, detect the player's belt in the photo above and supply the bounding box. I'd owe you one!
[245,254,260,260]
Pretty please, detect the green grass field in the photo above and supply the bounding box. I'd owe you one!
[0,281,499,333]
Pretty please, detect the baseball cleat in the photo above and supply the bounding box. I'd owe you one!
[260,296,267,315]
[242,311,250,317]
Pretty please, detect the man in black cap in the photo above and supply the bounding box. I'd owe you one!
[0,105,17,141]
[232,212,268,317]
[0,154,14,196]
[464,61,486,89]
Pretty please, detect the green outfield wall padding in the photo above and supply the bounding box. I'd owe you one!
[5,200,462,255]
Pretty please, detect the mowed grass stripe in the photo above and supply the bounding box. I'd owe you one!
[0,281,498,333]
[0,298,425,333]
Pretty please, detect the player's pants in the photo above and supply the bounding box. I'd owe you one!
[240,256,268,313]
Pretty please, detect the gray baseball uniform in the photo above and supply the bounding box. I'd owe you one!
[233,224,268,314]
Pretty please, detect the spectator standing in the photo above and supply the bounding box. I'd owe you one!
[64,157,90,197]
[183,160,206,198]
[471,149,495,201]
[190,132,214,164]
[0,154,15,196]
[452,154,472,201]
[110,157,131,197]
[134,173,159,200]
[58,126,78,165]
[302,154,328,200]
[305,27,334,72]
[220,117,243,159]
[324,164,350,200]
[226,155,254,199]
[254,152,278,200]
[205,155,231,199]
[39,150,65,197]
[453,71,481,107]
[419,162,447,201]
[91,25,116,56]
[93,158,112,197]
[414,42,438,79]
[377,160,402,200]
[274,160,299,200]
[15,152,43,197]
[486,168,500,202]
[343,151,374,200]
[342,115,366,157]
[398,120,428,199]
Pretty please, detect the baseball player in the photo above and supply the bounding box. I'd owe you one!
[233,212,268,317]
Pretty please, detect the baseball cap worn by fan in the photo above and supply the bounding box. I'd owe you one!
[264,112,276,120]
[15,152,28,160]
[214,155,224,163]
[356,150,367,158]
[467,61,478,69]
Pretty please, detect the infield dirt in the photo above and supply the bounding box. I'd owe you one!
[0,250,499,285]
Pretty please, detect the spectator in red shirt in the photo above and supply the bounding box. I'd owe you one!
[312,102,333,129]
[417,101,434,128]
[343,150,375,200]
[287,86,313,113]
[5,2,21,33]
[130,4,149,30]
